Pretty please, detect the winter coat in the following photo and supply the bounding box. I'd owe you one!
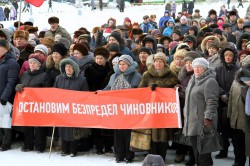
[140,22,153,33]
[45,54,68,84]
[171,3,176,14]
[0,51,19,103]
[207,53,223,69]
[20,67,52,88]
[44,25,72,44]
[84,62,110,91]
[165,3,171,14]
[159,15,171,29]
[183,68,219,136]
[138,64,179,142]
[17,44,34,67]
[236,31,250,51]
[4,7,10,20]
[9,7,16,19]
[0,7,5,21]
[187,1,194,15]
[142,35,157,54]
[12,2,18,11]
[54,58,89,141]
[162,19,175,37]
[75,54,94,77]
[104,62,142,90]
[182,1,187,12]
[180,24,190,36]
[227,80,245,130]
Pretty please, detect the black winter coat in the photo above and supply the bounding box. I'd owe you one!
[0,51,19,103]
[17,44,34,67]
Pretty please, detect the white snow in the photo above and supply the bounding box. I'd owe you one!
[0,1,250,165]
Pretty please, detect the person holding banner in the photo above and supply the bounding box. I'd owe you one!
[104,54,142,163]
[138,52,179,161]
[183,58,219,166]
[15,54,52,153]
[0,39,20,151]
[54,57,89,157]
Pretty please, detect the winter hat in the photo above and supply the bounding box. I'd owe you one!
[52,43,68,56]
[228,11,237,17]
[169,41,179,50]
[109,31,122,43]
[119,55,134,66]
[222,23,231,29]
[180,16,187,22]
[24,21,33,26]
[159,36,173,45]
[132,28,143,35]
[243,22,250,30]
[138,47,151,55]
[28,53,45,66]
[14,30,29,41]
[112,56,119,65]
[213,28,223,36]
[142,154,165,166]
[0,39,10,51]
[78,34,91,43]
[34,44,48,56]
[94,47,109,59]
[192,57,209,70]
[74,30,84,39]
[174,49,187,60]
[151,29,161,37]
[239,50,250,61]
[241,55,250,66]
[188,26,198,35]
[208,9,217,16]
[48,16,59,24]
[247,41,250,49]
[57,37,71,49]
[172,29,182,37]
[153,52,168,64]
[176,43,190,51]
[184,51,201,62]
[41,37,55,49]
[164,10,169,14]
[124,17,131,23]
[183,35,197,47]
[143,15,149,19]
[108,43,120,52]
[73,43,89,56]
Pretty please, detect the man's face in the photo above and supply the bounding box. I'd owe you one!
[224,27,231,33]
[244,27,250,32]
[230,15,236,22]
[50,23,59,31]
[144,18,149,23]
[14,37,27,47]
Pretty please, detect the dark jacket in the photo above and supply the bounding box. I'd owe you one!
[0,51,19,103]
[236,31,250,51]
[17,44,34,67]
[187,1,194,15]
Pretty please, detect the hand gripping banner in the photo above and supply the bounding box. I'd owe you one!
[13,88,182,129]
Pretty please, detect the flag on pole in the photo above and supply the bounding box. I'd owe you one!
[25,0,45,7]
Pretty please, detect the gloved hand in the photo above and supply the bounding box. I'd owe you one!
[0,99,7,105]
[221,95,229,103]
[15,84,24,92]
[174,84,182,91]
[151,83,158,91]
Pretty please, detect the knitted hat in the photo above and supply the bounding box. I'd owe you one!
[183,35,197,47]
[28,53,45,66]
[108,43,120,52]
[184,51,201,62]
[172,30,182,37]
[78,34,91,43]
[112,56,119,65]
[241,55,250,66]
[143,15,149,19]
[174,49,187,60]
[151,29,161,37]
[14,30,29,41]
[138,47,151,55]
[153,52,168,64]
[0,39,10,51]
[222,23,231,29]
[239,50,250,61]
[169,41,179,50]
[180,16,187,22]
[48,16,59,24]
[192,57,209,69]
[52,43,68,56]
[213,28,223,36]
[109,31,122,43]
[34,44,48,56]
[243,22,250,30]
[94,47,109,59]
[124,17,131,23]
[119,55,134,66]
[73,43,88,56]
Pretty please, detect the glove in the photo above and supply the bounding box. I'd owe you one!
[204,118,213,127]
[221,95,229,103]
[15,84,24,92]
[151,83,158,91]
[0,99,7,105]
[174,84,182,91]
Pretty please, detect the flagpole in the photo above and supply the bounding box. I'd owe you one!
[18,0,23,30]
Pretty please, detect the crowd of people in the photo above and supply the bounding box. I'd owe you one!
[0,0,250,166]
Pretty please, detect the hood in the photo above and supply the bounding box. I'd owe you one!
[0,29,11,41]
[201,35,220,52]
[191,68,216,85]
[0,51,16,65]
[114,61,138,75]
[142,35,157,53]
[167,18,175,26]
[236,31,250,51]
[59,57,80,78]
[220,46,238,65]
[77,53,94,69]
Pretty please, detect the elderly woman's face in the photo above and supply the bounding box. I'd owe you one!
[65,64,74,76]
[194,65,206,77]
[119,61,129,73]
[154,59,165,70]
[175,57,184,68]
[28,60,40,72]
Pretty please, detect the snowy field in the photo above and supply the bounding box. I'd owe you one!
[0,0,250,166]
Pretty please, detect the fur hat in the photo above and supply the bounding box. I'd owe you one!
[0,39,10,50]
[109,31,122,43]
[222,23,231,29]
[172,29,182,37]
[108,43,120,52]
[208,9,217,16]
[132,28,143,35]
[27,26,38,33]
[228,11,237,17]
[153,52,168,64]
[184,51,201,62]
[73,43,88,56]
[192,57,209,70]
[183,35,197,47]
[14,30,29,41]
[74,30,84,39]
[34,44,48,56]
[48,16,59,24]
[138,47,151,55]
[94,47,109,59]
[159,36,173,45]
[14,21,23,28]
[151,29,161,37]
[29,53,45,66]
[41,37,55,49]
[174,49,187,60]
[124,17,131,23]
[119,55,133,65]
[213,28,223,36]
[24,21,33,26]
[52,43,68,56]
[201,36,220,52]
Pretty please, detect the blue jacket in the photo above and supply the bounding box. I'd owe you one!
[0,51,19,102]
[140,22,153,33]
[159,15,171,29]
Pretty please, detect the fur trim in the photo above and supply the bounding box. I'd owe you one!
[201,36,220,52]
[14,30,29,41]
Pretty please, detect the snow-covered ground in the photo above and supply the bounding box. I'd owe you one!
[0,1,250,165]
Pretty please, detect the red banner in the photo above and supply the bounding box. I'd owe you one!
[13,88,182,129]
[25,0,45,7]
